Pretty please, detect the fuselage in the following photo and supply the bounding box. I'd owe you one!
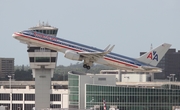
[13,30,159,72]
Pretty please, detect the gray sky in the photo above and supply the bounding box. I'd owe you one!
[0,0,180,66]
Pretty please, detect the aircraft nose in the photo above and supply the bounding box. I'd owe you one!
[12,33,18,39]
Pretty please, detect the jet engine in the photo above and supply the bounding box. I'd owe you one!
[64,50,83,61]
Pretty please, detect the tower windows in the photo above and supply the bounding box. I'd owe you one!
[29,57,56,62]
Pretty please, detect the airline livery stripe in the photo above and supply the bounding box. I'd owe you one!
[22,31,142,66]
[104,57,138,68]
[15,33,82,52]
[15,33,138,68]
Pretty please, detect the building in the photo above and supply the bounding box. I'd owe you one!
[121,73,151,82]
[0,58,14,78]
[68,71,116,109]
[100,70,153,82]
[140,48,180,80]
[100,70,121,82]
[1,70,180,110]
[85,83,180,110]
[0,81,68,110]
[27,22,59,110]
[68,71,180,110]
[161,49,180,80]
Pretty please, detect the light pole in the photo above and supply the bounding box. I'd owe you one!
[167,76,172,89]
[90,97,94,109]
[90,76,94,84]
[12,74,15,81]
[170,74,175,82]
[8,75,12,110]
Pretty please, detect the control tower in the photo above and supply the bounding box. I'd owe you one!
[27,22,58,110]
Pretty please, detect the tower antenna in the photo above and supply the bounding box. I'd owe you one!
[150,43,153,50]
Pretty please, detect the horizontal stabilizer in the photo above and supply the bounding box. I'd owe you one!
[142,66,162,72]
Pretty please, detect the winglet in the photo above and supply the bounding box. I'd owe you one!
[103,45,115,55]
[107,45,115,53]
[104,44,111,51]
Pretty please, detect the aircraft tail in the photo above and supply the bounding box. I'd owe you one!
[136,43,171,66]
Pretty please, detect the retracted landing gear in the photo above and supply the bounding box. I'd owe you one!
[83,64,90,70]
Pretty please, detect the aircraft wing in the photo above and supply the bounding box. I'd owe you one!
[78,45,115,59]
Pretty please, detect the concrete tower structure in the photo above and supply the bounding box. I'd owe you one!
[27,22,58,110]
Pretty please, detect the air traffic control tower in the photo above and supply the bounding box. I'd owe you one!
[27,22,58,110]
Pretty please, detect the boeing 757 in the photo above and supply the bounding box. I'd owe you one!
[12,30,171,72]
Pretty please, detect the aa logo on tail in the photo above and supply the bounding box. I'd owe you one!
[147,51,158,61]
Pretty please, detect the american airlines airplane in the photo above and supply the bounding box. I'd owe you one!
[13,30,171,72]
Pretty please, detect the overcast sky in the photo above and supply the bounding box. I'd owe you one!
[0,0,180,66]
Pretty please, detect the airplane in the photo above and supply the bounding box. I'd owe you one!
[12,30,171,72]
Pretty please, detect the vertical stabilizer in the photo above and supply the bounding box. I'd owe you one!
[136,43,171,66]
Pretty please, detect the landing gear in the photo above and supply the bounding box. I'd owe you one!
[83,58,93,70]
[86,66,90,70]
[83,64,91,70]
